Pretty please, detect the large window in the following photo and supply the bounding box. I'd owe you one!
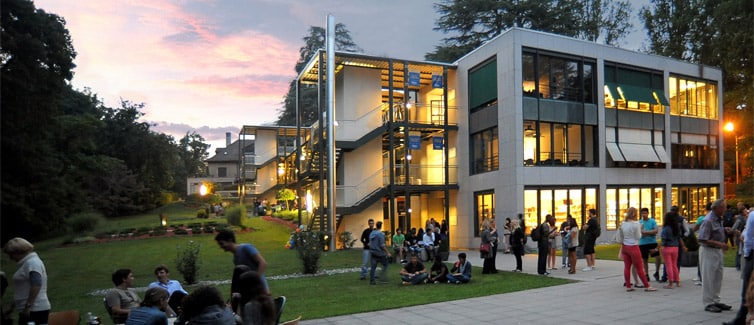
[672,185,719,219]
[604,63,666,113]
[669,76,718,119]
[470,127,498,174]
[523,121,596,167]
[605,186,664,230]
[523,187,597,233]
[218,167,227,177]
[522,50,596,103]
[474,190,495,237]
[469,57,497,111]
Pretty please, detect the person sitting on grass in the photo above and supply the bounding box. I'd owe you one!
[429,256,449,284]
[233,271,276,325]
[106,269,142,324]
[400,255,428,285]
[446,253,472,284]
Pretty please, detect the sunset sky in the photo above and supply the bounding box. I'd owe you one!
[33,0,649,151]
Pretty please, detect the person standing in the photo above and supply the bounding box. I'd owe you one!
[698,198,734,313]
[558,218,571,270]
[509,219,525,272]
[359,219,375,280]
[369,221,391,284]
[567,216,579,274]
[480,219,498,274]
[214,230,270,295]
[617,207,657,292]
[582,209,600,271]
[3,238,50,325]
[537,215,553,276]
[639,208,661,283]
[660,212,684,289]
[502,218,512,254]
[724,204,754,325]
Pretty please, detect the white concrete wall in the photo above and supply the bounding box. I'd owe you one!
[339,136,383,206]
[335,66,383,141]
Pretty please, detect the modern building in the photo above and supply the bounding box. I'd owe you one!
[230,28,723,250]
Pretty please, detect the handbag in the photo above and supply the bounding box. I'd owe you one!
[480,242,491,254]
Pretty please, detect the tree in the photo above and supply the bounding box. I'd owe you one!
[427,0,633,62]
[276,24,362,126]
[174,132,210,195]
[641,0,753,199]
[1,0,78,240]
[276,188,296,211]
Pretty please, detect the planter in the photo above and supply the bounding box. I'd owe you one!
[680,251,699,267]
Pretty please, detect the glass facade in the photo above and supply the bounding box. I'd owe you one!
[669,76,718,119]
[671,185,719,220]
[470,127,499,174]
[605,186,664,230]
[523,187,597,233]
[604,63,666,113]
[474,190,495,237]
[524,121,596,166]
[523,51,596,103]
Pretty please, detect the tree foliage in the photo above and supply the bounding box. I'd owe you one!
[1,0,211,240]
[276,24,362,126]
[427,0,633,62]
[641,0,753,198]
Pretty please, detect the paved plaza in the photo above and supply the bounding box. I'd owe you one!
[300,250,745,325]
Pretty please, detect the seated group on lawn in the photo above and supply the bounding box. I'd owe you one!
[399,253,472,285]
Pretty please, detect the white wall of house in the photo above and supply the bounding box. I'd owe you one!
[335,66,383,141]
[255,130,278,164]
[338,136,383,206]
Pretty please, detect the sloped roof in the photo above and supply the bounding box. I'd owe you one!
[206,139,253,163]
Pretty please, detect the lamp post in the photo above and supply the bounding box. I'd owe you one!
[724,122,740,184]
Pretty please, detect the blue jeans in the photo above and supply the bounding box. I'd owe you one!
[446,273,470,283]
[400,273,427,285]
[370,254,388,282]
[561,237,570,267]
[360,249,371,279]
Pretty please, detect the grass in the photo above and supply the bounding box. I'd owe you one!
[1,203,571,323]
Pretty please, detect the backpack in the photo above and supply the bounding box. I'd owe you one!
[530,224,543,242]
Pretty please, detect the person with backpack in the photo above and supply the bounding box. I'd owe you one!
[582,209,600,271]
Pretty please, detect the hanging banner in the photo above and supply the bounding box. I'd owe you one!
[409,131,421,150]
[433,136,443,150]
[408,71,421,87]
[432,74,443,88]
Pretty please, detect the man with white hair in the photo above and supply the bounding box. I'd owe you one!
[698,198,734,313]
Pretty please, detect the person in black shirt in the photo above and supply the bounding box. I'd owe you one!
[359,219,374,280]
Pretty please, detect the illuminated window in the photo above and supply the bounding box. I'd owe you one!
[671,185,719,219]
[668,76,718,119]
[470,127,498,174]
[474,190,495,237]
[523,187,598,233]
[605,186,664,230]
[522,50,596,103]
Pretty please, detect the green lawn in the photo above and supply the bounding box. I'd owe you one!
[1,204,571,324]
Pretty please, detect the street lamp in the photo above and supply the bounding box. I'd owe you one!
[724,122,740,184]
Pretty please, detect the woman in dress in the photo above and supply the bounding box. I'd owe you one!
[509,219,525,272]
[547,216,558,270]
[3,237,50,325]
[617,207,657,292]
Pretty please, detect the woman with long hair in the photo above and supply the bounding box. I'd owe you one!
[617,207,657,292]
[234,271,276,325]
[481,219,498,274]
[509,219,525,272]
[567,216,579,274]
[547,215,558,271]
[661,212,686,288]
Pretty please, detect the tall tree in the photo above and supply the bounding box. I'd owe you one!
[276,24,362,126]
[427,0,633,62]
[641,0,753,198]
[1,0,78,239]
[174,132,210,195]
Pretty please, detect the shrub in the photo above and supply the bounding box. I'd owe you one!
[175,241,201,284]
[225,205,246,226]
[196,208,208,218]
[151,228,167,237]
[684,231,700,251]
[273,210,298,221]
[174,228,189,235]
[337,231,357,249]
[292,231,326,274]
[66,212,104,233]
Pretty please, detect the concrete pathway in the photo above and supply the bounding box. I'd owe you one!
[300,250,745,325]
